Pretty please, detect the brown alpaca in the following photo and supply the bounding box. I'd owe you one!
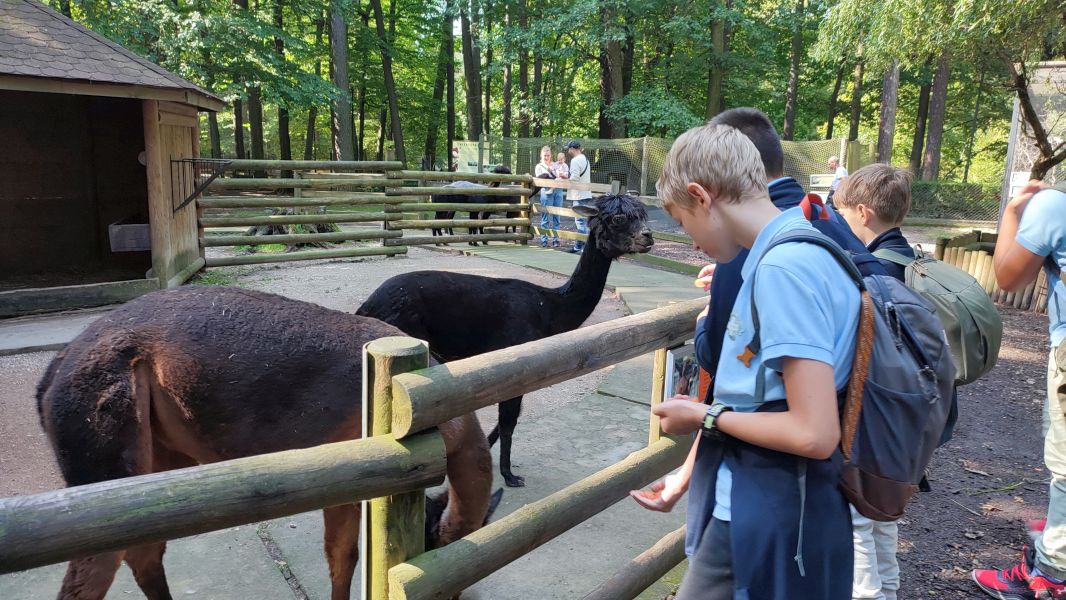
[36,286,500,600]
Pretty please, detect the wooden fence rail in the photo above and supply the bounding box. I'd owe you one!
[0,433,445,574]
[199,212,401,228]
[200,230,401,247]
[225,159,404,172]
[209,177,391,190]
[387,218,528,230]
[204,246,406,267]
[580,526,687,600]
[388,437,691,600]
[386,186,532,197]
[199,195,413,208]
[387,170,534,184]
[390,297,706,438]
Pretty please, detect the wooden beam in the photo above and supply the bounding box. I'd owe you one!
[386,170,533,184]
[165,257,206,288]
[158,112,198,128]
[204,246,406,267]
[226,160,403,172]
[199,212,400,227]
[200,230,401,247]
[388,218,528,230]
[531,177,613,193]
[384,203,523,212]
[0,279,161,318]
[0,75,226,112]
[530,204,581,218]
[0,433,445,574]
[390,297,707,438]
[209,178,392,189]
[387,437,691,600]
[649,349,668,445]
[143,99,174,283]
[200,196,410,208]
[386,233,531,246]
[385,187,531,197]
[650,231,693,245]
[364,339,431,600]
[579,527,687,600]
[530,227,587,242]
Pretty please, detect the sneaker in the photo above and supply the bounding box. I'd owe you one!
[972,547,1066,600]
[568,246,583,254]
[540,238,548,247]
[552,238,560,248]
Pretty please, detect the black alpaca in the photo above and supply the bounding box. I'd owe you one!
[430,166,523,244]
[357,194,653,487]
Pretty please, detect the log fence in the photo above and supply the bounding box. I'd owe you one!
[934,230,1048,313]
[0,297,707,600]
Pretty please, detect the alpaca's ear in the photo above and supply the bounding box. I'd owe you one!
[572,205,599,218]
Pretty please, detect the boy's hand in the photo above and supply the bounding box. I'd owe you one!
[1007,180,1046,215]
[652,399,705,435]
[630,471,688,512]
[694,265,716,292]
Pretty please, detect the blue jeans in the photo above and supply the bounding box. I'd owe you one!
[573,197,590,250]
[539,188,563,242]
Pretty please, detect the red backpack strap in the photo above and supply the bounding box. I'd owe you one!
[800,192,832,221]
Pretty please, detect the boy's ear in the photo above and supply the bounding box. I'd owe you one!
[686,182,714,209]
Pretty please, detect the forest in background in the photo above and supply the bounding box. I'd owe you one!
[45,0,1066,187]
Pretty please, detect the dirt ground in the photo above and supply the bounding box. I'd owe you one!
[0,245,1054,598]
[0,247,628,498]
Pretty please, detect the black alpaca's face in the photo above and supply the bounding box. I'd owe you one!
[573,194,654,258]
[424,487,504,550]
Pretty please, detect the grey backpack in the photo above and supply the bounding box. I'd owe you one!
[747,230,956,521]
[874,249,1002,385]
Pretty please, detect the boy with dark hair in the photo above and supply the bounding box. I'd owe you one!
[834,163,915,600]
[633,122,857,599]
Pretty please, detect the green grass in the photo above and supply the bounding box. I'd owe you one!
[233,243,288,253]
[191,270,237,286]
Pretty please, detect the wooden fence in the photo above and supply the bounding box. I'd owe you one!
[197,161,535,268]
[934,230,1048,313]
[0,297,706,600]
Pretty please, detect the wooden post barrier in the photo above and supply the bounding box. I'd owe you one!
[384,202,523,212]
[226,159,404,172]
[210,178,391,190]
[387,218,529,230]
[387,437,691,600]
[390,297,707,438]
[199,196,412,208]
[386,170,533,184]
[579,526,687,600]
[386,233,532,246]
[649,348,668,445]
[363,338,432,600]
[205,246,406,267]
[0,433,445,574]
[385,187,532,197]
[199,212,401,228]
[200,230,402,247]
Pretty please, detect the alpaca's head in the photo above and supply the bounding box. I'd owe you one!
[425,487,504,549]
[573,193,653,258]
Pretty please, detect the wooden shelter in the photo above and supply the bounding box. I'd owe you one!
[0,0,225,317]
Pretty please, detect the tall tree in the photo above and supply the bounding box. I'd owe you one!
[483,0,493,136]
[516,0,529,138]
[461,1,483,140]
[208,113,222,159]
[825,58,847,139]
[1007,60,1066,180]
[233,99,246,159]
[706,2,727,119]
[329,0,355,161]
[273,0,292,162]
[782,0,804,140]
[304,15,325,160]
[962,64,986,183]
[909,60,932,175]
[425,11,450,169]
[355,7,371,160]
[369,0,405,164]
[446,0,456,168]
[921,52,950,180]
[847,57,864,141]
[876,59,899,163]
[501,3,512,141]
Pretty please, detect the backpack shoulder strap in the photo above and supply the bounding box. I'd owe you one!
[872,248,916,267]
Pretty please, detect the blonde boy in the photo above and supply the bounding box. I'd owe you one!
[632,123,857,600]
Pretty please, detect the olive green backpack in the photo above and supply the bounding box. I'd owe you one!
[874,248,1003,385]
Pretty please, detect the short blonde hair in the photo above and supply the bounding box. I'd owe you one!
[657,124,767,209]
[834,163,913,226]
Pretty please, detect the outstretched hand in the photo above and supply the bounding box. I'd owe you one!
[694,265,716,292]
[1007,180,1047,215]
[652,398,705,435]
[630,471,689,512]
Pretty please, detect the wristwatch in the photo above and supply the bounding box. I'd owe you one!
[701,403,732,440]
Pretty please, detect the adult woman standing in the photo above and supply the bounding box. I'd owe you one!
[534,145,563,247]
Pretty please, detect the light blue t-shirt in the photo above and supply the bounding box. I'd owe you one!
[1016,188,1066,346]
[711,207,861,521]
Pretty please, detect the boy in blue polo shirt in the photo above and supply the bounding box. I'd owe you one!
[632,123,858,599]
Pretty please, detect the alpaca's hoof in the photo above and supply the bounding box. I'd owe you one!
[503,474,525,487]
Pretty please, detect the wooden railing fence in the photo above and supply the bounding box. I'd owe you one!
[0,297,707,600]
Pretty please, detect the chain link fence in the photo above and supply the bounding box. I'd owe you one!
[455,134,1001,223]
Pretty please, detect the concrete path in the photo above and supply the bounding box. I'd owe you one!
[0,308,107,356]
[0,245,706,600]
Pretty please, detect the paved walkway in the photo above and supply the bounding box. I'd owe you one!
[0,245,706,600]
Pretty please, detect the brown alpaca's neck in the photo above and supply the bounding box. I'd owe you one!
[551,231,612,333]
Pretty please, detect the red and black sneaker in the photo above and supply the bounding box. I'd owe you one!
[972,547,1066,600]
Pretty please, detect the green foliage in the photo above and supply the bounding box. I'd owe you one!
[908,181,1001,220]
[604,89,701,137]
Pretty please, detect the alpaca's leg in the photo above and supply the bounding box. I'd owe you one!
[498,397,524,487]
[57,553,125,600]
[323,503,361,600]
[487,424,500,446]
[125,542,173,600]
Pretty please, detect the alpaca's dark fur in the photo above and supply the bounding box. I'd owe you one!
[37,286,500,600]
[357,194,653,487]
[430,166,523,244]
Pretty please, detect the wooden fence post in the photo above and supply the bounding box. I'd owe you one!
[363,337,431,600]
[649,348,668,446]
[639,136,650,197]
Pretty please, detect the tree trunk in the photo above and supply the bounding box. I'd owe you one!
[304,15,324,160]
[622,27,634,96]
[446,0,456,169]
[425,13,450,170]
[208,112,222,158]
[782,0,804,140]
[921,52,950,180]
[909,59,932,175]
[233,99,246,159]
[876,58,900,163]
[1006,59,1066,180]
[825,58,846,139]
[606,37,625,137]
[369,0,406,164]
[516,0,530,138]
[483,0,493,136]
[356,8,371,160]
[59,0,71,17]
[376,108,387,161]
[274,0,292,163]
[962,66,986,183]
[247,86,266,162]
[531,54,541,137]
[501,5,512,143]
[329,0,355,161]
[706,5,726,119]
[461,3,483,140]
[848,56,864,142]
